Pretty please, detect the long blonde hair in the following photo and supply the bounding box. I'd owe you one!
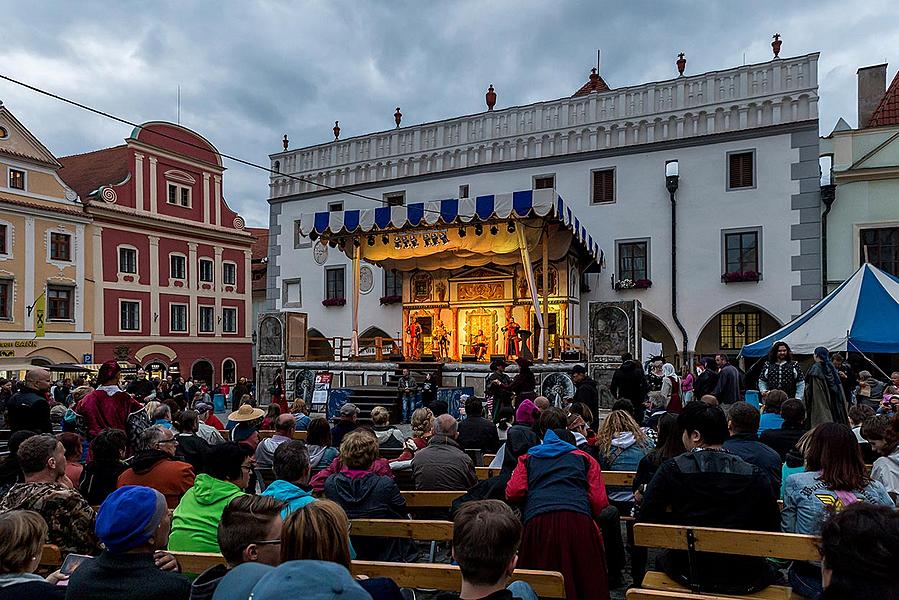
[595,410,649,456]
[281,499,351,568]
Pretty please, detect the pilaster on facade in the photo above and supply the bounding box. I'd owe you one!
[214,175,222,227]
[188,242,198,337]
[75,223,85,330]
[244,249,253,338]
[148,156,158,212]
[23,216,34,329]
[149,235,161,336]
[214,246,223,337]
[203,173,211,225]
[135,153,145,213]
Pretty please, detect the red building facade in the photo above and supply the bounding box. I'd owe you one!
[59,122,254,385]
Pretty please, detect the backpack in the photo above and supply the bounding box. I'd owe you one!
[126,407,152,451]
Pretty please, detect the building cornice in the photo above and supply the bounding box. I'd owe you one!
[87,204,255,244]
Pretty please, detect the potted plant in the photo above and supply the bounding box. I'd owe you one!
[721,271,761,283]
[379,295,402,305]
[613,278,652,290]
[322,297,347,307]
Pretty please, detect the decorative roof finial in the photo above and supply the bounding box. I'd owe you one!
[333,121,340,140]
[676,52,686,76]
[772,33,782,59]
[282,134,289,151]
[486,84,496,111]
[394,107,402,128]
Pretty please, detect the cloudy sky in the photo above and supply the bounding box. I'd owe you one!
[2,0,897,226]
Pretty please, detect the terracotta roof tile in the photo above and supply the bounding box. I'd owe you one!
[868,70,899,127]
[572,68,611,97]
[57,145,131,200]
[245,227,269,261]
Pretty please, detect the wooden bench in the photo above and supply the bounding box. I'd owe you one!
[483,453,496,466]
[627,590,754,600]
[40,544,62,569]
[632,523,819,600]
[476,466,637,488]
[349,518,454,541]
[217,429,307,441]
[401,491,466,508]
[475,466,501,480]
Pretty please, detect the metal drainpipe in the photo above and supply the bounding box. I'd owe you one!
[820,184,836,297]
[667,178,689,366]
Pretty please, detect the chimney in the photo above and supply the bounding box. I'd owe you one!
[857,64,887,128]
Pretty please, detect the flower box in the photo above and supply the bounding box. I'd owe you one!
[614,278,652,290]
[379,295,402,305]
[322,297,346,307]
[721,271,760,283]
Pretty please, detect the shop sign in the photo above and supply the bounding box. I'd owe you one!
[0,341,38,348]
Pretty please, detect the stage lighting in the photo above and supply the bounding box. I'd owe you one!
[475,223,483,236]
[507,221,515,233]
[458,227,466,237]
[490,225,498,235]
[382,234,389,245]
[353,238,361,247]
[411,237,418,248]
[439,232,449,244]
[367,235,375,246]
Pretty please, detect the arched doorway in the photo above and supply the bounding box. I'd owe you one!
[640,311,678,365]
[307,328,335,361]
[694,303,782,360]
[359,326,392,358]
[191,359,214,385]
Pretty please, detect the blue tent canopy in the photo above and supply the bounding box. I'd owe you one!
[742,264,899,357]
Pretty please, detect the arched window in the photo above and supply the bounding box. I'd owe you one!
[221,358,236,385]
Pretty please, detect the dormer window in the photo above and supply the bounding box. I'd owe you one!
[167,183,191,207]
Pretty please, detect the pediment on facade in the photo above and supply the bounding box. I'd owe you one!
[450,266,512,281]
[0,105,61,168]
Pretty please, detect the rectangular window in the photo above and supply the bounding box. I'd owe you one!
[8,169,24,190]
[118,247,137,274]
[223,263,236,285]
[293,220,310,249]
[459,184,469,199]
[47,286,73,320]
[0,280,10,319]
[167,183,191,207]
[283,278,302,307]
[50,233,71,261]
[328,201,344,212]
[384,269,402,297]
[170,304,187,332]
[860,227,899,276]
[728,151,755,189]
[120,300,140,331]
[325,266,345,300]
[533,175,555,190]
[618,241,648,281]
[170,255,186,280]
[199,306,214,332]
[719,311,760,350]
[222,307,237,333]
[591,169,615,204]
[0,223,7,255]
[724,231,759,274]
[385,192,405,207]
[199,258,214,283]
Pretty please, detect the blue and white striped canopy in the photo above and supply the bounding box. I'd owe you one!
[299,188,604,264]
[742,264,899,357]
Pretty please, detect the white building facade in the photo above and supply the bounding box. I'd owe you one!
[267,53,822,361]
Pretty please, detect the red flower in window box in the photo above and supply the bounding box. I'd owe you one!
[379,295,402,305]
[614,278,652,290]
[721,271,761,283]
[322,297,346,307]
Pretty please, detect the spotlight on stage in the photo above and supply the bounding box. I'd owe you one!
[394,236,401,250]
[458,226,466,237]
[353,238,361,247]
[367,235,375,246]
[490,225,499,236]
[411,237,418,248]
[382,234,389,245]
[439,232,449,244]
[507,221,515,233]
[424,236,431,247]
[475,223,483,236]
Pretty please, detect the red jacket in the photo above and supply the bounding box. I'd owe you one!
[76,389,142,438]
[310,457,394,492]
[205,414,225,430]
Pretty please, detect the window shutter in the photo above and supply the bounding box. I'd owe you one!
[729,152,753,188]
[592,170,614,203]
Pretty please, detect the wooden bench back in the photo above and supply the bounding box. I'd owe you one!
[626,589,736,600]
[217,429,307,441]
[40,544,62,569]
[349,518,453,541]
[475,466,636,487]
[401,491,465,508]
[633,523,820,562]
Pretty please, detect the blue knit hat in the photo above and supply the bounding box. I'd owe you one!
[96,485,167,553]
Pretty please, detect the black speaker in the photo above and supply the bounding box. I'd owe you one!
[561,350,581,362]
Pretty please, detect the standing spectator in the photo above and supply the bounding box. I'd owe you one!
[261,440,315,514]
[723,402,783,495]
[456,397,501,454]
[75,361,143,442]
[758,342,805,400]
[639,402,779,595]
[79,429,128,506]
[173,410,211,473]
[0,378,14,426]
[830,353,856,405]
[503,358,537,405]
[804,346,849,426]
[57,432,84,486]
[692,357,719,401]
[413,415,477,491]
[6,369,52,434]
[861,414,899,504]
[849,404,877,463]
[0,510,67,599]
[781,423,894,598]
[126,369,156,401]
[680,365,694,404]
[595,410,654,512]
[52,378,72,407]
[642,392,669,430]
[65,486,189,600]
[289,398,310,431]
[168,442,251,553]
[117,426,195,509]
[397,369,418,424]
[646,357,664,392]
[255,414,296,468]
[610,353,649,422]
[370,406,404,449]
[486,359,512,422]
[0,431,36,496]
[194,402,225,442]
[230,377,250,412]
[190,495,285,600]
[0,435,100,556]
[712,354,742,406]
[436,500,538,600]
[420,372,438,409]
[757,389,788,434]
[330,403,359,448]
[659,363,683,413]
[759,398,807,461]
[506,408,610,600]
[570,365,599,430]
[305,417,339,473]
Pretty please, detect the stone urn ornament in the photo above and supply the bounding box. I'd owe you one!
[771,33,782,59]
[333,120,340,140]
[282,134,289,151]
[676,52,686,76]
[486,84,496,110]
[394,107,402,128]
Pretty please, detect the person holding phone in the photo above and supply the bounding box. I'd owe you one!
[0,510,67,599]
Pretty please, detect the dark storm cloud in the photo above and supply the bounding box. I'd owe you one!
[0,0,896,226]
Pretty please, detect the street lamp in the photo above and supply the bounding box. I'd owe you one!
[252,330,257,345]
[666,160,688,367]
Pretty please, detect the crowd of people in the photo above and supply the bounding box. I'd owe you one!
[0,346,897,600]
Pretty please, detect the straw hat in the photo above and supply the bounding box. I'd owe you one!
[228,404,265,422]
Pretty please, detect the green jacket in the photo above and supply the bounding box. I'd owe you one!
[168,473,244,552]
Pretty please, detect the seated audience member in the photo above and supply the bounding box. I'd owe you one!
[370,406,404,449]
[0,435,100,556]
[304,417,339,473]
[533,395,550,412]
[58,432,84,486]
[153,404,174,429]
[699,394,719,406]
[514,399,538,428]
[760,398,807,461]
[640,402,780,595]
[436,500,538,600]
[854,370,885,409]
[174,410,211,474]
[66,486,190,600]
[0,510,67,599]
[818,503,899,600]
[209,560,369,600]
[225,403,264,433]
[260,404,281,431]
[190,495,285,600]
[849,404,877,463]
[392,407,435,464]
[289,398,310,431]
[118,425,196,509]
[567,411,597,459]
[723,401,783,495]
[780,428,814,499]
[323,430,414,562]
[195,402,225,435]
[877,387,899,417]
[642,392,669,430]
[310,433,394,493]
[861,414,899,504]
[496,407,514,442]
[413,414,477,491]
[782,422,894,598]
[254,414,296,468]
[0,430,36,496]
[80,429,128,506]
[168,442,251,553]
[261,440,315,514]
[595,409,654,512]
[281,500,404,600]
[457,397,501,454]
[611,398,657,444]
[757,389,788,434]
[331,403,360,448]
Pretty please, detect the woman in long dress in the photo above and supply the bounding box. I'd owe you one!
[803,346,849,426]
